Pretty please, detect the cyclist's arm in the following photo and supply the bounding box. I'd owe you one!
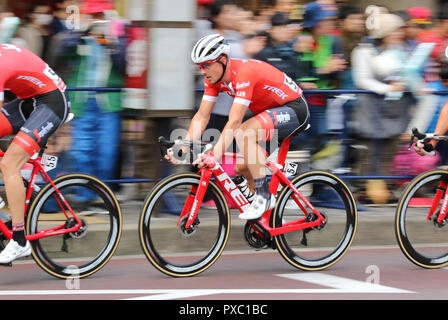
[210,101,246,161]
[185,98,216,142]
[414,100,448,156]
[430,100,448,147]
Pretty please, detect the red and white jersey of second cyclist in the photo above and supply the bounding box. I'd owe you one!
[203,58,302,114]
[0,43,66,101]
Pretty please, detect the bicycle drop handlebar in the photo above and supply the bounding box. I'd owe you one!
[158,136,214,164]
[409,127,448,156]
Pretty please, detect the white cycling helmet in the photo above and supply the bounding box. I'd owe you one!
[191,34,230,64]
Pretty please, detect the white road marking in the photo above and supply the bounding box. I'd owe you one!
[276,273,414,293]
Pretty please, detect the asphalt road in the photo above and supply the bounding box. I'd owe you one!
[0,245,446,301]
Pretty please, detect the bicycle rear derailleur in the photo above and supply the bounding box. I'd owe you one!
[61,217,88,252]
[301,212,327,246]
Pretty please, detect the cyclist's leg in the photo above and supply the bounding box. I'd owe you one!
[234,116,269,186]
[0,98,35,262]
[235,114,275,220]
[0,92,68,262]
[0,98,29,227]
[236,98,309,219]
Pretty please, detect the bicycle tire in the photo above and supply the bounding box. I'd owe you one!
[26,173,122,279]
[395,169,448,269]
[139,172,230,277]
[272,171,357,271]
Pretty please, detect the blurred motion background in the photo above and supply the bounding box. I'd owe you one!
[0,0,447,206]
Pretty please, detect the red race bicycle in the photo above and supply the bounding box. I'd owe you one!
[139,135,358,277]
[395,128,448,268]
[0,131,122,279]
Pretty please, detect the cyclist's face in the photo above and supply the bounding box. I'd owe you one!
[198,60,224,83]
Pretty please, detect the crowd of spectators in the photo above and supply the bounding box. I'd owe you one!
[0,0,128,203]
[194,0,448,205]
[0,0,446,206]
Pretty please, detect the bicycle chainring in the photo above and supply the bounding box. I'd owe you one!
[244,222,275,250]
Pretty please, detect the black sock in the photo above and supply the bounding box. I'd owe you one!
[254,177,270,199]
[12,223,27,247]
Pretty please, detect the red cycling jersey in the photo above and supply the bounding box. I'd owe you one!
[0,44,66,101]
[203,58,302,114]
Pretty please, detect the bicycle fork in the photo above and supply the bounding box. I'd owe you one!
[428,180,448,224]
[177,170,212,230]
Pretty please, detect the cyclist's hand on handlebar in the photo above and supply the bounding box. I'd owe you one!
[193,152,218,169]
[164,145,190,165]
[414,141,435,157]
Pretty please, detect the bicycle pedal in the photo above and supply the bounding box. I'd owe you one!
[0,262,12,267]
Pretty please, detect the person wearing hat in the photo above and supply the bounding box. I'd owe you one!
[294,1,346,154]
[416,4,448,62]
[351,13,414,204]
[254,11,300,80]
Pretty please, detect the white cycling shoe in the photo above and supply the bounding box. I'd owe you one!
[238,193,276,220]
[0,239,31,264]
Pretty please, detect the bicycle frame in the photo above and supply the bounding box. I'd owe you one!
[178,136,326,237]
[0,151,82,241]
[426,169,448,223]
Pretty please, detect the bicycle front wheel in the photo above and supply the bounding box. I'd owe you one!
[26,173,122,279]
[272,171,357,271]
[395,169,448,268]
[139,173,230,277]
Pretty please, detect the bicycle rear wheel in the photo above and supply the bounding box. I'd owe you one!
[26,173,122,279]
[395,169,448,268]
[272,171,357,271]
[139,173,230,277]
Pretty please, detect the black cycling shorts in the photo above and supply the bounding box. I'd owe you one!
[254,96,310,141]
[0,89,70,155]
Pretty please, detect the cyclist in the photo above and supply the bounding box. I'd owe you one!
[0,44,70,264]
[165,34,310,220]
[414,61,448,157]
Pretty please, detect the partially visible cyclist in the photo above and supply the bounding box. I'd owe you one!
[165,34,310,220]
[0,44,70,264]
[414,60,448,157]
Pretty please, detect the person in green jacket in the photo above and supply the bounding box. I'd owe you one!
[294,1,346,155]
[54,1,126,203]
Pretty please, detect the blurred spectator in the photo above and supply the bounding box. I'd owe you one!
[331,5,365,169]
[351,13,413,204]
[337,5,365,89]
[401,7,432,50]
[274,0,295,15]
[194,0,259,146]
[398,8,439,144]
[0,8,20,44]
[294,1,346,155]
[196,0,246,57]
[50,0,78,35]
[254,11,300,80]
[53,0,126,202]
[253,0,276,32]
[416,4,448,62]
[15,2,53,59]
